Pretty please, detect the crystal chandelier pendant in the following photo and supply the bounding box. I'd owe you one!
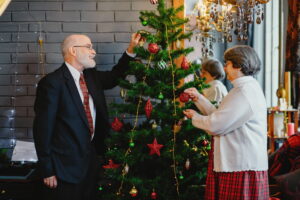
[190,0,272,58]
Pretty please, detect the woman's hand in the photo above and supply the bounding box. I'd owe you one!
[184,87,201,102]
[183,109,197,119]
[150,0,158,4]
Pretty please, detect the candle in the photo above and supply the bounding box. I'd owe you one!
[287,122,295,136]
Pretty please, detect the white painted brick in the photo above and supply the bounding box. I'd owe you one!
[12,11,45,22]
[87,33,114,43]
[0,33,11,42]
[81,12,114,22]
[29,43,61,53]
[115,11,140,22]
[14,96,35,107]
[0,23,28,32]
[97,22,131,32]
[63,23,97,32]
[0,107,27,117]
[98,2,130,11]
[0,97,11,106]
[12,53,38,64]
[63,2,96,11]
[0,54,11,63]
[30,2,61,11]
[29,22,61,32]
[0,43,28,53]
[12,75,39,85]
[46,53,63,64]
[7,2,28,11]
[0,86,27,96]
[12,32,39,42]
[115,33,131,42]
[98,43,129,53]
[15,117,34,128]
[132,2,157,11]
[0,64,28,74]
[46,33,69,43]
[0,12,11,22]
[46,11,80,22]
[95,54,114,65]
[28,64,60,74]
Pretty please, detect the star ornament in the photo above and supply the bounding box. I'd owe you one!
[147,138,164,156]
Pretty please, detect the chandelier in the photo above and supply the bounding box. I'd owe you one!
[190,0,271,57]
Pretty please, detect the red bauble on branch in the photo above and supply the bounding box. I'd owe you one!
[102,159,120,169]
[202,139,209,146]
[147,138,164,156]
[111,117,123,131]
[148,43,160,54]
[145,99,153,118]
[151,191,157,199]
[181,56,190,70]
[179,92,190,103]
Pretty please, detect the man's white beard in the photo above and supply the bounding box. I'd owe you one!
[78,53,96,69]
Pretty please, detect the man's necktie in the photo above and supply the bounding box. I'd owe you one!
[79,74,94,135]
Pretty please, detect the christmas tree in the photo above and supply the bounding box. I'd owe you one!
[100,0,210,199]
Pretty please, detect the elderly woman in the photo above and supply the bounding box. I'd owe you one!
[201,58,228,105]
[183,45,269,200]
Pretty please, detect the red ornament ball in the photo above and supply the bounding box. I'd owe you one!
[145,99,153,118]
[111,117,123,131]
[151,191,157,199]
[181,57,190,70]
[179,92,190,103]
[202,139,209,146]
[148,43,160,54]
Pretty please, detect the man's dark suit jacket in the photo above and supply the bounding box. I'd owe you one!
[33,53,134,184]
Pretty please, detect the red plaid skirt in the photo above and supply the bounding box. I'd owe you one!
[205,137,269,200]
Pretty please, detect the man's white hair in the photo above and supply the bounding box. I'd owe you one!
[61,34,89,58]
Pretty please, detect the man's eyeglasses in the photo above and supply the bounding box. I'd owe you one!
[73,45,94,50]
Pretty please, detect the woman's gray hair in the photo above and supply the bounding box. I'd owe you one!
[202,58,225,80]
[224,45,261,76]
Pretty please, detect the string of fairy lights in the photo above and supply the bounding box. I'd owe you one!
[113,24,185,197]
[117,54,153,195]
[0,20,46,149]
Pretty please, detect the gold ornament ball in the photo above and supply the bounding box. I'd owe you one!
[129,186,138,197]
[276,87,286,98]
[152,122,158,129]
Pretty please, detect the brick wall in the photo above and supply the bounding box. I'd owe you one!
[0,0,160,144]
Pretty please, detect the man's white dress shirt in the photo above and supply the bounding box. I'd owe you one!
[65,62,96,139]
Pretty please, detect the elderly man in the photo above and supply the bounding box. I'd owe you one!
[33,33,141,200]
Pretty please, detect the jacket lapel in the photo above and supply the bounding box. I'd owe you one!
[62,65,89,129]
[83,70,109,124]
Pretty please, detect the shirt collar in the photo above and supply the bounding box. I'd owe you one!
[65,62,82,82]
[231,76,254,88]
[208,80,220,85]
